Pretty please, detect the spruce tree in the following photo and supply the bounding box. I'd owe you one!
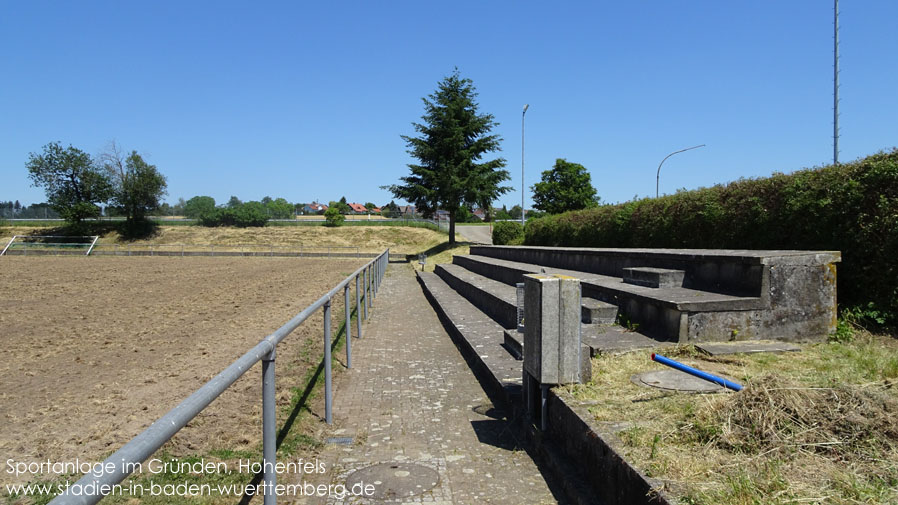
[386,69,510,244]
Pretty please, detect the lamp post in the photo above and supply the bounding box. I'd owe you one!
[656,144,705,198]
[521,104,529,226]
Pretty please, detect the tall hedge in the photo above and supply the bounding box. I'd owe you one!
[525,150,898,323]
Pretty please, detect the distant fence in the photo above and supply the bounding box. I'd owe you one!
[48,249,389,505]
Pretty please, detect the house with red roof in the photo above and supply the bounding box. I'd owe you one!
[348,203,381,214]
[302,202,328,214]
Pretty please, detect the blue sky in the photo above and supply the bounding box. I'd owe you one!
[2,1,896,210]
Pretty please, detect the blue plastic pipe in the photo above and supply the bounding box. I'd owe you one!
[651,353,743,391]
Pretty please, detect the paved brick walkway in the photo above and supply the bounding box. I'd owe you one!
[295,264,561,504]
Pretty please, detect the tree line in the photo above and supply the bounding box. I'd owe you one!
[0,201,60,219]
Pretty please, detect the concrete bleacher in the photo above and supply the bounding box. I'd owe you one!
[433,245,840,346]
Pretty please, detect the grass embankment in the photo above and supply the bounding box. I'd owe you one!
[567,332,898,504]
[0,224,478,271]
[0,225,448,257]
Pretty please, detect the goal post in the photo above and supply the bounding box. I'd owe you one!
[0,236,17,256]
[0,235,100,256]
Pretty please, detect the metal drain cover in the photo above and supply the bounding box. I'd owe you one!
[632,369,729,393]
[345,462,440,500]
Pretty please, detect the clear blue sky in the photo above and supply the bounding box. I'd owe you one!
[2,1,896,210]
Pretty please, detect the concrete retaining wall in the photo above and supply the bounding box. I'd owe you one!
[542,390,671,505]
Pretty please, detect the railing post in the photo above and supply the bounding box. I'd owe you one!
[363,268,369,320]
[262,347,277,505]
[323,300,333,424]
[356,274,363,338]
[367,265,373,309]
[344,285,352,368]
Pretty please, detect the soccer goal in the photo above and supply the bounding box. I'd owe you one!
[0,235,100,256]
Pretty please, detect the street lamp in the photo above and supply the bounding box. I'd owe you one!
[656,144,705,198]
[522,103,529,225]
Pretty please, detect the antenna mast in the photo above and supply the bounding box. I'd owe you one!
[833,0,840,165]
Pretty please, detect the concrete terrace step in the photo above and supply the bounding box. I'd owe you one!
[437,263,622,332]
[501,329,593,383]
[416,271,523,406]
[582,297,618,324]
[623,267,685,289]
[453,254,766,341]
[434,263,518,329]
[453,254,763,312]
[505,325,665,359]
[582,325,665,355]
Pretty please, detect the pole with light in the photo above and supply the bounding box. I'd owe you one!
[656,144,705,198]
[521,104,529,225]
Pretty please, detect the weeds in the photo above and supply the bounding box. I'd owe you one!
[570,331,898,504]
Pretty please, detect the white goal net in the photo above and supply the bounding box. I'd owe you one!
[0,235,100,256]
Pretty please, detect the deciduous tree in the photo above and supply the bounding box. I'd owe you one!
[102,144,167,226]
[265,197,294,219]
[531,159,599,215]
[184,196,216,218]
[26,142,113,225]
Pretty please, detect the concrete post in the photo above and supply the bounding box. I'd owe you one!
[523,274,582,385]
[521,274,583,431]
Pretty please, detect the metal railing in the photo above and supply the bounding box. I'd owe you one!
[49,249,390,505]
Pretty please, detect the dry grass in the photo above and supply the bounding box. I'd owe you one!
[0,225,446,256]
[566,333,898,504]
[415,243,471,272]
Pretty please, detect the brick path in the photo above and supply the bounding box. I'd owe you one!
[294,263,561,504]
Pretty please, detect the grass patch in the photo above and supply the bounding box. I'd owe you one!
[410,241,471,272]
[567,331,898,504]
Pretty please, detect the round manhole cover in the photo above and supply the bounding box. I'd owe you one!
[632,369,732,393]
[345,462,440,500]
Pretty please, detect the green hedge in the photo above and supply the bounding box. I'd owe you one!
[525,150,898,325]
[493,221,524,245]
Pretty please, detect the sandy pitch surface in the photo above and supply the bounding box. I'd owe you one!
[0,256,364,483]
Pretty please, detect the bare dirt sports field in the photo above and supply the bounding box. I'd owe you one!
[0,256,365,486]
